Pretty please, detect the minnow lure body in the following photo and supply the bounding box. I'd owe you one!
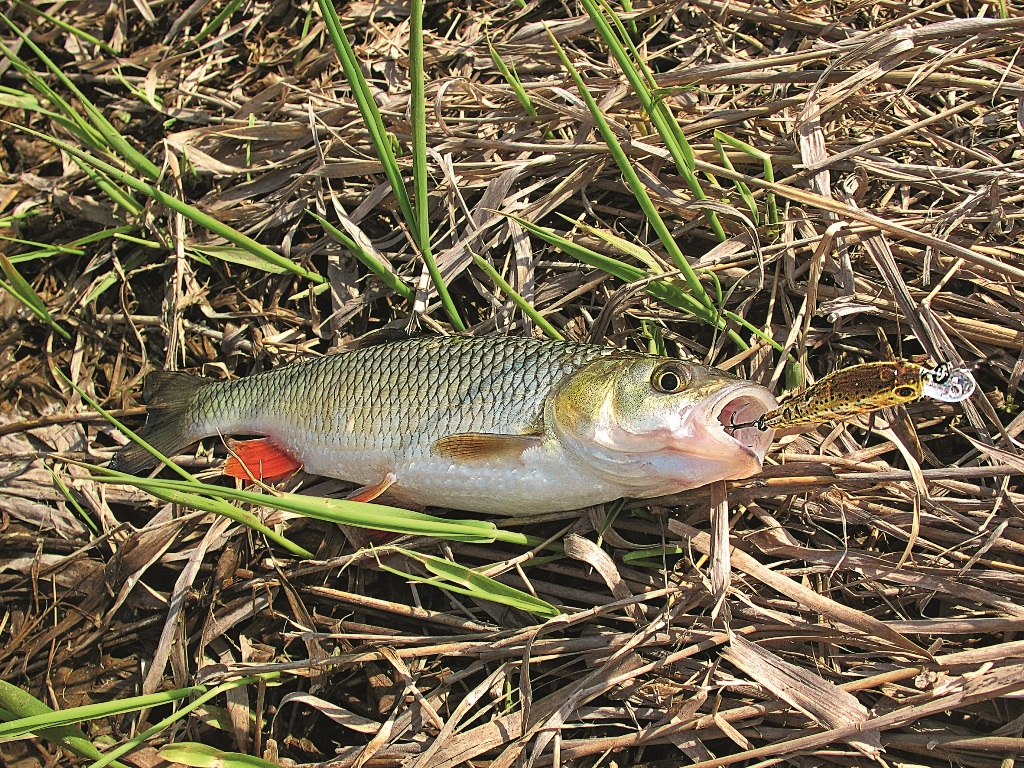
[727,361,976,432]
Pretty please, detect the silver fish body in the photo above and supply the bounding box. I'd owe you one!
[111,336,777,513]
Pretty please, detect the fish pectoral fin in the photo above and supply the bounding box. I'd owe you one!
[347,472,397,503]
[224,437,303,481]
[432,433,542,462]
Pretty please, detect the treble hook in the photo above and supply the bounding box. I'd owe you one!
[724,413,768,432]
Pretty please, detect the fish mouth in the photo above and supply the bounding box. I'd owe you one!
[708,384,778,461]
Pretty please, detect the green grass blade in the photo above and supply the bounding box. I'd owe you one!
[48,467,100,534]
[70,159,144,217]
[85,468,316,557]
[0,37,107,151]
[111,67,163,112]
[409,0,465,330]
[584,0,726,240]
[10,0,117,55]
[501,212,714,326]
[0,680,128,767]
[722,309,780,350]
[622,545,685,567]
[193,0,246,46]
[595,497,626,547]
[86,676,274,768]
[0,12,160,180]
[0,239,82,260]
[543,26,718,314]
[507,211,783,352]
[0,84,48,112]
[5,225,138,263]
[15,124,325,285]
[571,219,671,274]
[85,466,533,545]
[470,252,563,340]
[81,245,152,306]
[0,685,202,741]
[714,130,779,230]
[712,133,759,226]
[514,213,708,318]
[384,549,560,618]
[487,37,538,118]
[308,210,415,301]
[618,0,638,35]
[0,253,50,317]
[317,0,463,328]
[187,245,290,274]
[315,0,415,232]
[0,253,70,339]
[159,743,280,768]
[589,0,690,167]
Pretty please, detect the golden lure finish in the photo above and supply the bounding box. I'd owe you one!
[738,361,977,431]
[763,361,925,429]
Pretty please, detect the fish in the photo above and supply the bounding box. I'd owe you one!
[725,360,976,432]
[109,335,778,514]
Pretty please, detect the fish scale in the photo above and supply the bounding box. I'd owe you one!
[171,337,609,477]
[110,335,778,514]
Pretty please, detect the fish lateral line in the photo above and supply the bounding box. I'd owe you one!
[723,360,977,432]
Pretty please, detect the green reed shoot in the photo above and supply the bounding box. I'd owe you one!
[316,0,465,329]
[17,126,325,285]
[544,28,719,318]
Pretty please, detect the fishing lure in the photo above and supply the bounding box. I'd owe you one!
[726,361,976,432]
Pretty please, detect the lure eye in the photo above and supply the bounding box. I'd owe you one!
[652,362,690,394]
[894,385,917,398]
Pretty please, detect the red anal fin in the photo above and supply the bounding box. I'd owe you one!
[224,438,302,481]
[346,473,397,503]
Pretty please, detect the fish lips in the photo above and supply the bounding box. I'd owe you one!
[679,381,778,470]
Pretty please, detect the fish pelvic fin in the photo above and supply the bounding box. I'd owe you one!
[224,437,302,481]
[346,472,397,502]
[109,371,211,475]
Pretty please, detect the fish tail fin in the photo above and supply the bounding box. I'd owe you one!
[109,371,211,475]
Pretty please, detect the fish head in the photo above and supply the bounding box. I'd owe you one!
[548,355,778,497]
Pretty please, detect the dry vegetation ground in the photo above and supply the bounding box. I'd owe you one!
[3,0,1024,765]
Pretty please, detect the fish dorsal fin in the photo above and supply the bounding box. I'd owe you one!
[343,327,422,350]
[224,437,302,481]
[432,433,542,462]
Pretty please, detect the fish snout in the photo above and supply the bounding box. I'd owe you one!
[705,383,778,466]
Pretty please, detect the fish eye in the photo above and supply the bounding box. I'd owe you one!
[895,385,917,398]
[651,362,690,394]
